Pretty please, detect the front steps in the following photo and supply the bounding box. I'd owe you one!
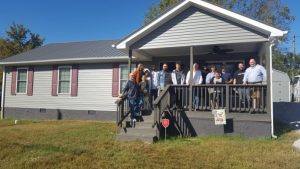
[116,112,158,143]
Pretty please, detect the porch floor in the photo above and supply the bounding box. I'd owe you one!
[185,111,270,122]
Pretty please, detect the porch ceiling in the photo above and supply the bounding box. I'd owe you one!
[136,42,263,58]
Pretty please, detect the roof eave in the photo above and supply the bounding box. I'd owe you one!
[0,56,129,66]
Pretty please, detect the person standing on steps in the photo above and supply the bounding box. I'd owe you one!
[139,74,150,114]
[133,63,145,84]
[119,73,139,126]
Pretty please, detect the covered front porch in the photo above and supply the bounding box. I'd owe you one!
[132,41,270,112]
[114,0,286,140]
[120,41,273,138]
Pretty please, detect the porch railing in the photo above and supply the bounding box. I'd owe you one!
[115,97,130,128]
[228,84,267,113]
[172,84,267,113]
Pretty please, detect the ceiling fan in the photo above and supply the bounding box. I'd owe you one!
[208,46,234,55]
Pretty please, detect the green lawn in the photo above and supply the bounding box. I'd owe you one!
[0,119,299,169]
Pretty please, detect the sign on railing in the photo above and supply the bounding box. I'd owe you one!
[212,109,226,125]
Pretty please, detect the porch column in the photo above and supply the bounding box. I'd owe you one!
[1,66,6,119]
[128,49,132,79]
[265,42,272,116]
[189,46,193,111]
[266,41,275,137]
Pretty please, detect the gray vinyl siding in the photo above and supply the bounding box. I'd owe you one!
[4,64,116,111]
[132,6,268,49]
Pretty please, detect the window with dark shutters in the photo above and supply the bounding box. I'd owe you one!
[52,65,58,96]
[112,64,119,97]
[71,65,78,97]
[27,66,34,96]
[11,67,17,96]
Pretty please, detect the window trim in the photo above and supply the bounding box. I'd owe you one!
[119,64,127,95]
[57,66,72,95]
[119,64,136,94]
[16,67,28,94]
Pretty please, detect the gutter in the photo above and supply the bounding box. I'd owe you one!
[1,66,6,119]
[0,56,130,66]
[269,42,276,138]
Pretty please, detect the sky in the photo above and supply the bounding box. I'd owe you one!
[0,0,299,53]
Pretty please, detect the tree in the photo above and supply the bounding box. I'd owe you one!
[144,0,181,24]
[0,23,44,60]
[0,23,44,83]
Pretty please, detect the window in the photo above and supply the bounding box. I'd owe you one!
[119,64,135,93]
[16,68,28,93]
[58,66,71,94]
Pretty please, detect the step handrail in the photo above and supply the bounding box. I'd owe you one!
[153,85,173,129]
[115,97,130,127]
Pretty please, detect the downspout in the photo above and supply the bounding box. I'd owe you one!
[269,42,276,138]
[1,66,6,119]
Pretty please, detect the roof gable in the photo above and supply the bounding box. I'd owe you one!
[115,0,287,49]
[131,6,268,49]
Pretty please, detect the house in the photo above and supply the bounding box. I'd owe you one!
[0,40,129,121]
[0,0,288,140]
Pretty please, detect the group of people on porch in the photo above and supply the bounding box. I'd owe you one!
[119,58,266,120]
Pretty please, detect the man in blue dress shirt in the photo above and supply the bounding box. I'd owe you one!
[243,59,267,112]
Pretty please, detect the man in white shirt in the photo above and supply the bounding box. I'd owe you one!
[149,64,159,105]
[186,63,203,85]
[186,63,203,110]
[243,58,267,112]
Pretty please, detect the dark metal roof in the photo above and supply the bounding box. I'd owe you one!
[0,40,127,64]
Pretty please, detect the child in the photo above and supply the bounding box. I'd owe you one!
[209,71,225,109]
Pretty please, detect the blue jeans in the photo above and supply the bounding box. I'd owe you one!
[135,96,143,116]
[129,98,136,119]
[238,88,250,105]
[150,89,158,104]
[129,97,143,119]
[192,94,199,109]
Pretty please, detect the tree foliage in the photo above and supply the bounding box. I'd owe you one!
[273,51,300,79]
[144,0,181,24]
[0,23,44,60]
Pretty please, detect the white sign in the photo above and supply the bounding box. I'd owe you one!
[212,109,226,125]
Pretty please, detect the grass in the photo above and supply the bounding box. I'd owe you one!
[0,119,299,169]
